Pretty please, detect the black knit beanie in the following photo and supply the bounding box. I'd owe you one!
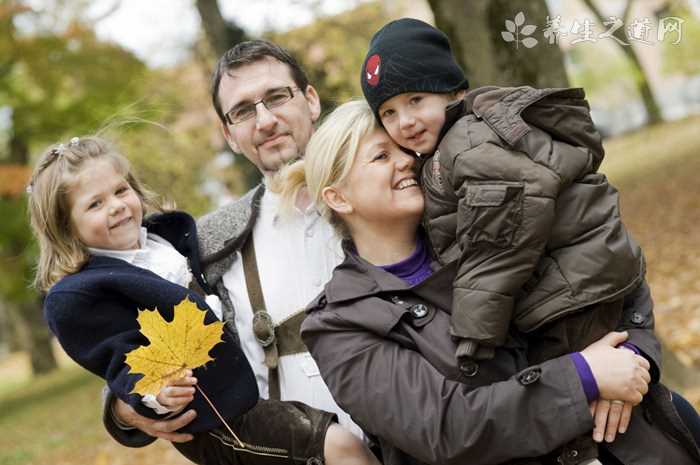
[361,18,469,120]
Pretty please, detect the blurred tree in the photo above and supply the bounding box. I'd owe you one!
[580,0,663,124]
[660,2,700,75]
[427,0,569,88]
[195,0,247,58]
[192,0,261,190]
[269,2,391,113]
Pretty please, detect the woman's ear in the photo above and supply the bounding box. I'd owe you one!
[321,185,353,216]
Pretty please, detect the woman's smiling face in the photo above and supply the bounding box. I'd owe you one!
[336,128,424,228]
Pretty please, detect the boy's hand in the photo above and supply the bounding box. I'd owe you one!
[156,369,197,413]
[589,399,633,443]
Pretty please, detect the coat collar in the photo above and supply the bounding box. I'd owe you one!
[460,85,588,147]
[199,184,264,287]
[324,241,457,311]
[324,244,410,304]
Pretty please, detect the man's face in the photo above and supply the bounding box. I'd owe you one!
[218,57,321,176]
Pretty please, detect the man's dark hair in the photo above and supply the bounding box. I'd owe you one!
[211,39,310,124]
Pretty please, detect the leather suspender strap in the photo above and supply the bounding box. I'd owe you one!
[241,234,308,400]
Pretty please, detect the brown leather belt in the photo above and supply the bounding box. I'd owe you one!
[241,235,307,400]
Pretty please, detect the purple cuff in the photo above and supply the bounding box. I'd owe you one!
[619,342,640,355]
[570,352,599,402]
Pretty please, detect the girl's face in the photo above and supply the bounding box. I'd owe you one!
[68,158,143,251]
[332,128,424,229]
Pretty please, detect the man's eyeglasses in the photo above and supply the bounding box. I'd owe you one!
[225,86,301,125]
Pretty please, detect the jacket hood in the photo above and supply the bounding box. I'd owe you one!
[462,86,605,170]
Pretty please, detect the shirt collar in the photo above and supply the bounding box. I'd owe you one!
[88,227,148,264]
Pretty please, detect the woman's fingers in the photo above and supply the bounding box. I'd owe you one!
[589,399,598,418]
[605,401,624,442]
[593,399,611,442]
[619,402,633,434]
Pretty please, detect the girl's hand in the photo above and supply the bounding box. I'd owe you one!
[156,369,197,413]
[580,331,651,404]
[589,399,633,443]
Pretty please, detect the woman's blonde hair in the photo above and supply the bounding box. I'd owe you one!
[273,99,378,237]
[28,136,163,291]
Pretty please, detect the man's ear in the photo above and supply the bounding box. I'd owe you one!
[220,121,241,154]
[303,85,322,123]
[321,186,353,216]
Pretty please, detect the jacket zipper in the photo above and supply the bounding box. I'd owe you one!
[209,430,290,458]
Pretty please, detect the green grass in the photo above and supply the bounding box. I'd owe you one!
[0,368,104,465]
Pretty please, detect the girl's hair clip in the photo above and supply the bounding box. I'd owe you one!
[26,184,33,195]
[50,143,66,158]
[50,137,78,157]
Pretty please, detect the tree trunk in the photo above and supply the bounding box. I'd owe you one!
[195,0,247,58]
[581,0,663,124]
[18,298,57,375]
[428,0,569,88]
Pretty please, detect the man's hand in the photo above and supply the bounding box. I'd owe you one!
[113,398,196,443]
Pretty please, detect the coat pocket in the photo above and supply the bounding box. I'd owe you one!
[462,182,524,247]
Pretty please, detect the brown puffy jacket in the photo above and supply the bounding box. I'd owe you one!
[421,86,645,354]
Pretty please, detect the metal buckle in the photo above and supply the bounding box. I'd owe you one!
[252,310,275,348]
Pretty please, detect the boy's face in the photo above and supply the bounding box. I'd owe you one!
[378,92,454,155]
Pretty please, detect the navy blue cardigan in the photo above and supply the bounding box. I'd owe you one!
[44,211,258,433]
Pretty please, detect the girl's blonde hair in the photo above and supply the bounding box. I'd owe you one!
[273,100,378,237]
[28,136,163,292]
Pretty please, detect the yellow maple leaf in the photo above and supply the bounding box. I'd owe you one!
[125,297,225,396]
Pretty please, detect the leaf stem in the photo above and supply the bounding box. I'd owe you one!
[195,384,245,449]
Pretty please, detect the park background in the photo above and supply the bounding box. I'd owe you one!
[1,0,699,463]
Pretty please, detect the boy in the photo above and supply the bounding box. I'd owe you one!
[361,15,645,363]
[361,19,646,462]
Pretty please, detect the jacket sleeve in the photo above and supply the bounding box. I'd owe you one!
[302,310,593,465]
[44,290,169,422]
[444,141,560,350]
[617,279,661,382]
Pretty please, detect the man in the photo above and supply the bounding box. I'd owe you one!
[103,40,373,464]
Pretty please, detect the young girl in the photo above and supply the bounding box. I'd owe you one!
[29,136,379,465]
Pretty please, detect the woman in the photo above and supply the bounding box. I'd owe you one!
[276,100,699,465]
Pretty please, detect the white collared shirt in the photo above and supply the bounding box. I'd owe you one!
[221,189,363,436]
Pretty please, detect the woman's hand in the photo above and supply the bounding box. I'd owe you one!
[580,331,651,404]
[156,369,197,413]
[589,399,634,443]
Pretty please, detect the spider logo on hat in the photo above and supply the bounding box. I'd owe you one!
[365,54,381,87]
